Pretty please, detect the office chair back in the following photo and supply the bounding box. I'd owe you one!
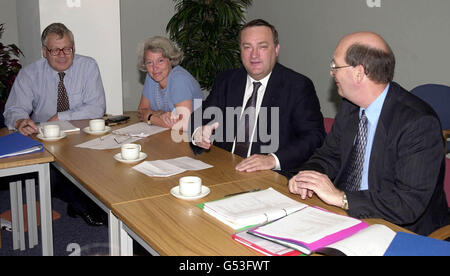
[411,84,450,129]
[411,84,450,153]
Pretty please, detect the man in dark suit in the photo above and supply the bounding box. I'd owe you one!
[289,31,450,235]
[190,19,325,175]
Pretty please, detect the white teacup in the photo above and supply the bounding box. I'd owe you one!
[179,176,202,197]
[40,124,60,138]
[120,143,141,160]
[89,119,106,132]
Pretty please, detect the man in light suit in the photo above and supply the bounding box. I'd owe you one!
[190,19,325,175]
[289,32,450,235]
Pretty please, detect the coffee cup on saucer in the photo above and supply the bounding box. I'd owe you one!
[179,176,202,197]
[120,143,141,160]
[89,119,105,132]
[39,124,61,138]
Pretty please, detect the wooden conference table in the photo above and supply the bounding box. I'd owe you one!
[38,114,274,255]
[13,113,412,256]
[0,128,54,256]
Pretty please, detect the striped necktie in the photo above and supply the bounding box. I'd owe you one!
[342,110,368,192]
[234,82,262,157]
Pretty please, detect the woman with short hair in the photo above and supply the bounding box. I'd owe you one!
[137,36,203,130]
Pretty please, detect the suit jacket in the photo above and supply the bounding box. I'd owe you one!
[299,82,450,235]
[190,63,325,171]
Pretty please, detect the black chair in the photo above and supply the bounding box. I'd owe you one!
[411,84,450,153]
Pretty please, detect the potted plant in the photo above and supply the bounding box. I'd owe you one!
[166,0,252,92]
[0,23,23,109]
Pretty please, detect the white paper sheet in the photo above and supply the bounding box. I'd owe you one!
[75,123,167,150]
[203,188,307,230]
[132,157,213,177]
[322,224,396,256]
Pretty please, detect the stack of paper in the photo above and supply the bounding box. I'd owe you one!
[233,229,303,256]
[132,156,213,177]
[249,206,368,255]
[316,224,396,256]
[202,188,308,230]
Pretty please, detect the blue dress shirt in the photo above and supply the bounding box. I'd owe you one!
[4,54,106,130]
[360,83,390,190]
[142,65,204,112]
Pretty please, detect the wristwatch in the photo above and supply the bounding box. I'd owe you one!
[342,193,349,210]
[147,113,153,125]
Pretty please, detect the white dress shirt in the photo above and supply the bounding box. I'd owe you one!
[193,72,281,170]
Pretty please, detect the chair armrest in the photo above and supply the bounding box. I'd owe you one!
[428,224,450,240]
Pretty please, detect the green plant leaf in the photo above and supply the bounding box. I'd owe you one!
[167,0,252,92]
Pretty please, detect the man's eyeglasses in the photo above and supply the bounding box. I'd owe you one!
[330,59,352,72]
[45,46,73,56]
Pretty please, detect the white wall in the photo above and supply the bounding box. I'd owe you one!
[39,0,123,115]
[120,0,175,111]
[16,0,41,67]
[7,1,450,117]
[0,0,19,46]
[247,0,450,117]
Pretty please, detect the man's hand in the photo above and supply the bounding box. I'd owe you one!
[235,154,276,172]
[289,170,344,207]
[193,122,220,150]
[15,118,39,136]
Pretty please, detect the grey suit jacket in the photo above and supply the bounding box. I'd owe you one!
[300,82,450,235]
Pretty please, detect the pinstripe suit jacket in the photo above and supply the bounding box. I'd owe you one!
[300,82,450,235]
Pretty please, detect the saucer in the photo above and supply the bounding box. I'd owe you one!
[113,152,147,164]
[170,186,210,201]
[37,132,67,141]
[83,126,111,135]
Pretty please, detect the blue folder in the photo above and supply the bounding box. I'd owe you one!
[384,231,450,256]
[0,132,44,159]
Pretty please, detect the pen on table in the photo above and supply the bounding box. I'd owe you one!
[224,188,261,198]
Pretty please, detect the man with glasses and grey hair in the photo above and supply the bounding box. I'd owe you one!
[4,22,106,135]
[3,23,107,226]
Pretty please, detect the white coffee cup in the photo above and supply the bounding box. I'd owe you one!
[120,143,141,160]
[179,176,202,197]
[89,119,106,132]
[40,124,60,138]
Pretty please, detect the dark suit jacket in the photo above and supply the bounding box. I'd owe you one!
[190,63,325,172]
[299,82,450,235]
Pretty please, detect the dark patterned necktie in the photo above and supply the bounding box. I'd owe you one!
[342,110,368,192]
[234,82,262,157]
[57,72,70,112]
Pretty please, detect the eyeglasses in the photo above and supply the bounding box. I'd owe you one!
[45,46,73,56]
[330,59,352,72]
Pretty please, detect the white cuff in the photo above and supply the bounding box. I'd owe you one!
[191,127,201,146]
[269,153,281,171]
